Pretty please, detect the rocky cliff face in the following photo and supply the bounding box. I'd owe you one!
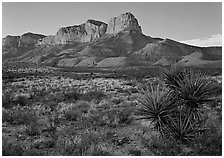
[37,35,56,45]
[2,35,20,48]
[106,12,142,34]
[18,32,46,47]
[38,20,107,45]
[3,33,45,48]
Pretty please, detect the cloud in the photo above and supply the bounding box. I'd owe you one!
[181,34,222,47]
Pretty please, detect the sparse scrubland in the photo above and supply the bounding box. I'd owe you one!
[2,63,222,156]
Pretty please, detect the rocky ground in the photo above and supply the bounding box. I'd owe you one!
[2,64,222,156]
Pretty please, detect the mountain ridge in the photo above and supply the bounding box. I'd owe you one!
[2,12,222,68]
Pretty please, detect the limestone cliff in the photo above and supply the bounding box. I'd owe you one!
[38,19,107,45]
[106,12,142,34]
[3,33,45,48]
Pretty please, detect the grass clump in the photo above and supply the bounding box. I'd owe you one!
[3,106,39,125]
[63,101,91,121]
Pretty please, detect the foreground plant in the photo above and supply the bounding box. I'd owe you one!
[137,66,219,144]
[167,111,199,143]
[161,66,219,121]
[136,84,178,133]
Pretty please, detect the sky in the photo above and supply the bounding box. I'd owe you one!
[2,2,222,47]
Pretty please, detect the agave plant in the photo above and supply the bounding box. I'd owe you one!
[136,84,178,133]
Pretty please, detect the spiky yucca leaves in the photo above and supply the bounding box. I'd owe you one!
[136,84,178,133]
[160,65,188,90]
[161,67,218,121]
[176,71,218,103]
[177,71,217,121]
[167,111,199,143]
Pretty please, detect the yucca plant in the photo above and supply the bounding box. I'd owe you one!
[161,67,218,121]
[167,110,199,143]
[160,65,188,90]
[136,84,178,134]
[181,72,217,121]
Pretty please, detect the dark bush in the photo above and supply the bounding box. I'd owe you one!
[25,122,40,136]
[117,108,134,124]
[14,95,30,106]
[191,131,222,156]
[2,92,14,109]
[74,101,91,113]
[64,91,81,101]
[64,109,82,121]
[4,107,39,125]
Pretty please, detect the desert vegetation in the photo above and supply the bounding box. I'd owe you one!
[2,63,222,156]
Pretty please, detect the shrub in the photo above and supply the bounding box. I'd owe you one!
[4,107,39,125]
[14,95,30,107]
[74,100,91,113]
[2,108,9,123]
[64,109,83,121]
[64,91,81,101]
[190,130,222,156]
[189,111,222,156]
[80,90,107,103]
[63,101,91,121]
[2,92,14,109]
[25,121,40,136]
[73,131,107,156]
[117,107,134,124]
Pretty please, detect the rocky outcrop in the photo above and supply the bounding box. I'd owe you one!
[3,33,45,48]
[38,20,107,45]
[2,35,20,48]
[106,12,142,34]
[37,35,56,45]
[18,32,46,47]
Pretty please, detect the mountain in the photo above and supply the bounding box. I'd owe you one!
[2,12,222,68]
[3,33,46,59]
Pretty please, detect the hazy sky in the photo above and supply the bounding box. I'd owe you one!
[2,2,222,46]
